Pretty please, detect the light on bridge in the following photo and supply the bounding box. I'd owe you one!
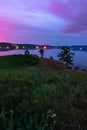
[13,44,19,50]
[23,46,26,49]
[35,45,39,49]
[43,46,47,49]
[80,48,82,51]
[7,46,9,49]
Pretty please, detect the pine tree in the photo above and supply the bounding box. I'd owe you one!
[58,46,74,68]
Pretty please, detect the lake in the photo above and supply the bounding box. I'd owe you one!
[0,49,87,70]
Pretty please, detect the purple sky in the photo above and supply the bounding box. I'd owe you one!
[0,0,87,45]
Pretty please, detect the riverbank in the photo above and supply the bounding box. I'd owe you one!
[0,49,87,70]
[0,55,87,129]
[0,54,66,70]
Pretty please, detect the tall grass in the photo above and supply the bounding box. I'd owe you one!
[0,68,87,129]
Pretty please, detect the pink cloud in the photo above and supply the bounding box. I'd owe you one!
[0,16,58,44]
[0,16,27,42]
[48,1,72,20]
[22,0,49,10]
[0,0,87,45]
[48,0,87,33]
[0,17,10,41]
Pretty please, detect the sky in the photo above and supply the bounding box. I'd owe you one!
[0,0,87,45]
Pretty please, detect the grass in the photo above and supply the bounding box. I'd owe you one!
[0,54,39,69]
[0,55,87,129]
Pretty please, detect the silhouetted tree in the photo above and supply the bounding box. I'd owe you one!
[57,46,74,68]
[39,49,44,58]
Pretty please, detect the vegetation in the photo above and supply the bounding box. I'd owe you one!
[38,58,66,70]
[0,54,66,70]
[0,54,39,69]
[39,49,44,58]
[0,69,87,129]
[0,54,87,129]
[58,46,74,68]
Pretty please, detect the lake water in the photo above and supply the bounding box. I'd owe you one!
[0,49,87,70]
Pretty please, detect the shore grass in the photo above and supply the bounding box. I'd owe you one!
[0,54,39,69]
[0,66,87,129]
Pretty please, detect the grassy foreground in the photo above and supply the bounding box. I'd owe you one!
[0,55,87,130]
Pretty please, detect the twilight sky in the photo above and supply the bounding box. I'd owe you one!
[0,0,87,45]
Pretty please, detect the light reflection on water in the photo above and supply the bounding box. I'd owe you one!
[0,49,87,70]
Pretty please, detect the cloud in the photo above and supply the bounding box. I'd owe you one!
[48,0,87,33]
[0,0,67,43]
[0,0,66,30]
[0,0,87,44]
[0,16,60,44]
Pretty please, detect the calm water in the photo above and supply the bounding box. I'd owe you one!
[0,49,87,70]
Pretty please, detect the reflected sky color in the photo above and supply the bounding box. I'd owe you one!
[0,0,87,45]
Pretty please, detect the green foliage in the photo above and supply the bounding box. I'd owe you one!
[0,54,39,69]
[0,68,87,129]
[58,46,74,68]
